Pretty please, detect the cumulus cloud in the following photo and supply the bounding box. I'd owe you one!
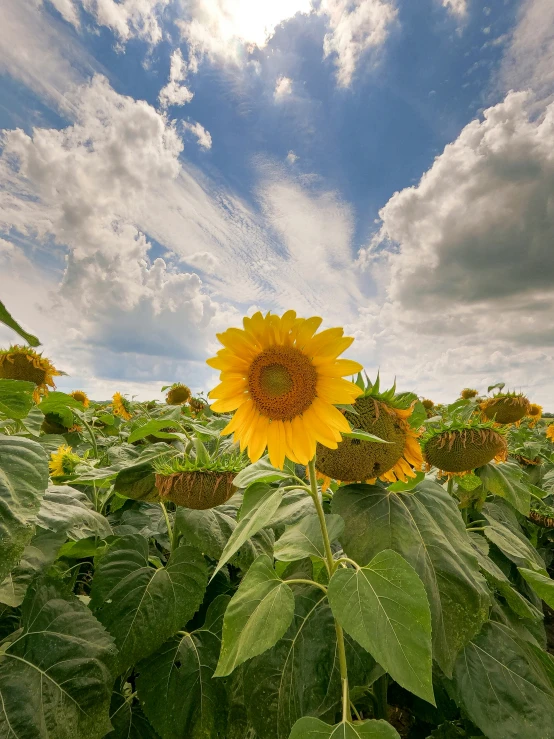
[274,76,293,100]
[80,0,171,44]
[45,0,82,26]
[286,151,299,164]
[181,121,212,149]
[441,0,467,18]
[158,48,194,108]
[320,0,397,87]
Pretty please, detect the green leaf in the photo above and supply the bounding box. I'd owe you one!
[0,434,49,584]
[269,489,316,529]
[113,462,159,502]
[213,486,284,578]
[274,514,344,561]
[342,429,391,443]
[36,485,112,540]
[0,577,116,739]
[0,530,65,607]
[234,456,293,488]
[328,549,434,704]
[0,379,35,419]
[214,554,294,677]
[137,595,230,739]
[331,481,490,676]
[289,717,400,738]
[482,501,544,568]
[128,419,182,443]
[106,692,158,738]
[90,535,207,673]
[476,462,531,516]
[519,567,554,609]
[39,391,83,428]
[487,382,505,393]
[0,299,40,346]
[449,621,554,739]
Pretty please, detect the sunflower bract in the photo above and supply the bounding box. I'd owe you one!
[207,310,363,468]
[423,427,507,474]
[156,470,237,509]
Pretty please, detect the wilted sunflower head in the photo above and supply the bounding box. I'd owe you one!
[480,392,530,425]
[0,345,61,402]
[546,424,554,442]
[527,403,542,427]
[189,397,207,416]
[315,375,423,488]
[154,455,246,509]
[421,399,434,410]
[166,383,191,405]
[461,388,478,400]
[422,420,507,476]
[207,310,363,468]
[112,392,132,421]
[49,444,80,478]
[41,412,70,435]
[70,390,90,408]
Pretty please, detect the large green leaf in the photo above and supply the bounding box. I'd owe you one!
[482,501,543,568]
[90,535,207,673]
[328,549,434,704]
[0,578,117,739]
[243,584,380,739]
[289,717,400,738]
[106,692,158,738]
[36,485,112,540]
[476,462,531,516]
[212,484,284,577]
[519,567,554,609]
[331,482,490,675]
[268,489,316,529]
[39,392,83,428]
[0,529,65,607]
[0,299,40,346]
[0,434,49,583]
[215,554,294,677]
[137,595,230,739]
[449,621,554,739]
[233,456,293,488]
[274,514,344,561]
[0,379,35,419]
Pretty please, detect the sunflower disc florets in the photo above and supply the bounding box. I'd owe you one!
[461,388,478,400]
[480,392,530,424]
[166,383,191,405]
[422,399,434,410]
[0,345,61,402]
[156,470,237,509]
[315,377,423,486]
[422,422,507,475]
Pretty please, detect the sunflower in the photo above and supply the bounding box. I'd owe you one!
[546,424,554,442]
[49,444,80,478]
[480,392,530,425]
[166,383,191,405]
[207,311,363,468]
[314,377,423,487]
[112,392,132,421]
[422,421,507,477]
[42,412,70,435]
[0,345,61,402]
[461,388,478,400]
[156,470,236,509]
[70,390,90,408]
[527,403,542,427]
[421,399,434,410]
[189,397,207,416]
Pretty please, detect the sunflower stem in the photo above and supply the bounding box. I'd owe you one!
[284,578,328,594]
[307,457,351,723]
[159,501,174,552]
[79,413,98,459]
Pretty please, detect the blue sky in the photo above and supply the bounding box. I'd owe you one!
[1,0,553,405]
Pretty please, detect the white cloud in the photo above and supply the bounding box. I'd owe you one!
[320,0,397,87]
[441,0,467,18]
[181,121,212,149]
[286,150,299,164]
[45,0,81,27]
[274,76,293,100]
[81,0,170,44]
[356,91,554,404]
[158,48,194,108]
[499,0,554,105]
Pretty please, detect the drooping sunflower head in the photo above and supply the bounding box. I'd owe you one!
[421,398,434,410]
[480,391,530,425]
[112,392,132,421]
[189,396,207,416]
[546,424,554,442]
[166,383,191,406]
[461,388,478,400]
[422,420,507,477]
[42,412,71,435]
[315,376,424,487]
[527,403,542,427]
[49,444,80,478]
[0,345,61,402]
[207,310,363,468]
[70,390,90,408]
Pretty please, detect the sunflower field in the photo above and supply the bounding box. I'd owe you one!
[1,309,554,739]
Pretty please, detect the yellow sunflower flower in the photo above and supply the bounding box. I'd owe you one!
[527,403,542,427]
[112,392,132,421]
[546,424,554,442]
[70,390,90,408]
[207,311,363,468]
[166,383,191,405]
[0,345,61,402]
[49,444,80,478]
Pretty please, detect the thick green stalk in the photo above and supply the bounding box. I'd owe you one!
[307,457,351,723]
[373,674,389,720]
[159,501,174,552]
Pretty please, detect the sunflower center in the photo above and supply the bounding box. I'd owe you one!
[248,346,317,420]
